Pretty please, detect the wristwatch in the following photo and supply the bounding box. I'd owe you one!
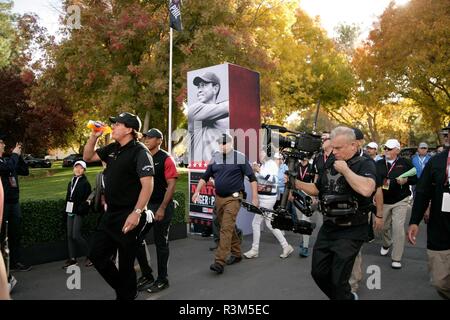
[133,208,143,216]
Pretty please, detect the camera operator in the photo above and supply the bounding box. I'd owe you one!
[290,155,315,257]
[312,132,334,180]
[294,126,377,300]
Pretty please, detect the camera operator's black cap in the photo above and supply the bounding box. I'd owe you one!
[441,122,450,131]
[109,112,142,131]
[217,133,233,144]
[353,128,364,140]
[143,128,163,139]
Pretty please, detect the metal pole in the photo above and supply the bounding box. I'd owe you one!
[168,27,173,154]
[313,99,321,133]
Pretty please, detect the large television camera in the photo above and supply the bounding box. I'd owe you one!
[244,124,322,235]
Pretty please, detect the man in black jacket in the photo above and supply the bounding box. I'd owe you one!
[374,139,417,269]
[0,134,30,272]
[408,125,450,299]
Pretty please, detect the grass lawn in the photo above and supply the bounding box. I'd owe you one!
[20,164,189,204]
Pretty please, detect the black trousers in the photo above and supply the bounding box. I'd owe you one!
[89,213,145,300]
[311,227,363,300]
[136,202,173,280]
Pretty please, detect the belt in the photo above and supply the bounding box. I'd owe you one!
[217,191,242,198]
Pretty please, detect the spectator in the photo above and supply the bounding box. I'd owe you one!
[63,160,92,269]
[366,142,382,161]
[375,139,417,269]
[411,142,431,179]
[0,134,31,272]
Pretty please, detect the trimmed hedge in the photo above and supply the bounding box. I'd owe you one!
[20,191,187,248]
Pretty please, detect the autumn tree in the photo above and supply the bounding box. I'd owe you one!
[367,0,450,133]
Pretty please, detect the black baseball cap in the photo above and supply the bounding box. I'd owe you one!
[216,133,233,144]
[143,128,163,139]
[109,112,142,131]
[193,72,220,86]
[352,128,364,140]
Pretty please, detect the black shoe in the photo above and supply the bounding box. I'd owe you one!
[11,262,32,272]
[201,230,212,237]
[210,262,224,274]
[147,278,169,293]
[62,259,77,270]
[137,274,155,291]
[226,255,242,265]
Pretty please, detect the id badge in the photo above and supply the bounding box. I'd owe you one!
[66,201,74,213]
[382,178,390,190]
[9,176,17,188]
[441,192,450,213]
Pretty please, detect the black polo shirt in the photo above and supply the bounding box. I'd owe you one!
[297,163,314,183]
[202,149,256,197]
[315,153,377,240]
[96,139,154,212]
[375,156,417,204]
[313,151,335,177]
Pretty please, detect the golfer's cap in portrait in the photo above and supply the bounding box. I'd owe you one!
[193,72,221,86]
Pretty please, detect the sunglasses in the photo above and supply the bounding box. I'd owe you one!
[384,147,393,151]
[322,138,330,142]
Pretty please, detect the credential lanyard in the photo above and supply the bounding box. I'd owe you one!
[70,176,80,200]
[385,159,398,178]
[299,166,308,181]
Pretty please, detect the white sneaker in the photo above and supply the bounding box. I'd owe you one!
[243,248,259,259]
[391,261,402,269]
[8,275,17,293]
[380,246,390,256]
[280,245,294,258]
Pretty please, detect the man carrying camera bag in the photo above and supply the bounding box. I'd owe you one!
[294,126,376,300]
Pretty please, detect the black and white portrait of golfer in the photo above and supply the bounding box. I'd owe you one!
[188,65,230,164]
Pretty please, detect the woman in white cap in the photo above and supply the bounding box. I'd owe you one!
[63,160,92,268]
[244,150,294,259]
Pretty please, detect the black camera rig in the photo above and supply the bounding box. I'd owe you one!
[243,124,322,235]
[242,201,316,235]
